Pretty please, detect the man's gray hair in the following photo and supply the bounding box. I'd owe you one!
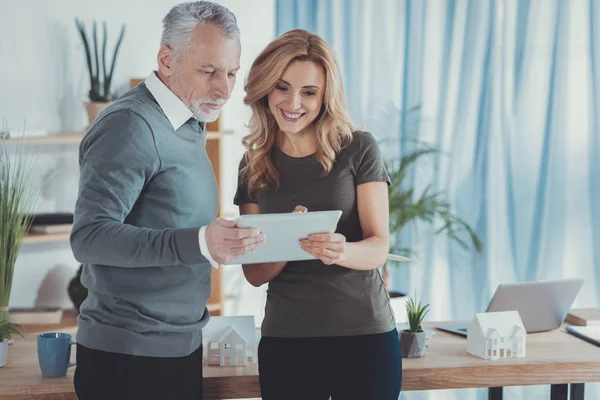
[161,1,240,59]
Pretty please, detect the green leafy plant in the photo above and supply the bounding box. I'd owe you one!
[405,292,430,333]
[371,105,483,278]
[386,145,484,259]
[0,321,23,341]
[75,18,126,102]
[0,125,38,326]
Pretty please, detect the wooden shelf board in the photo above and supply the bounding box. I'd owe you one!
[7,130,229,145]
[23,229,72,244]
[6,132,83,145]
[207,303,222,312]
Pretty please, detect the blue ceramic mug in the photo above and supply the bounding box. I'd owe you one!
[37,332,76,377]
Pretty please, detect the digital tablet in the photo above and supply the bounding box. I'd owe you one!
[225,210,343,265]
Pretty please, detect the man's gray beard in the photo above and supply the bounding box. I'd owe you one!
[190,104,221,122]
[171,70,223,122]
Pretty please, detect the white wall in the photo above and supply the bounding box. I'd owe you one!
[1,0,274,315]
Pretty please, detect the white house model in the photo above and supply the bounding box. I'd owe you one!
[467,310,526,360]
[203,316,257,367]
[208,326,248,366]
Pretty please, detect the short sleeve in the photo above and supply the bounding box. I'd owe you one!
[355,132,391,186]
[233,153,257,205]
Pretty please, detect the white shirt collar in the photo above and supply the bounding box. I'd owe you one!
[144,71,193,131]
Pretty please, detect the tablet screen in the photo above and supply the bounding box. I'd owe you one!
[225,210,342,265]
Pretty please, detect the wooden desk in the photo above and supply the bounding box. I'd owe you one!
[403,325,599,400]
[0,311,260,400]
[1,316,599,399]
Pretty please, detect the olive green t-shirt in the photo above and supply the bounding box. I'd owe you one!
[234,131,396,337]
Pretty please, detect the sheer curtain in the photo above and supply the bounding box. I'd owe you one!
[277,0,600,399]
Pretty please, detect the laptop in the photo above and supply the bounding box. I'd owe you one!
[437,278,585,336]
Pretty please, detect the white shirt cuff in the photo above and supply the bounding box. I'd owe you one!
[198,226,219,269]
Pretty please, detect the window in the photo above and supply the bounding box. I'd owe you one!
[236,344,244,350]
[210,343,219,350]
[224,344,232,349]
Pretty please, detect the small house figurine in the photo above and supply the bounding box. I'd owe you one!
[207,327,248,366]
[203,316,256,367]
[467,311,526,360]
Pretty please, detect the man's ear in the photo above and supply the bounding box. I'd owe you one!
[157,45,175,78]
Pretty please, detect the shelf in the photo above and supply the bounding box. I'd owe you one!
[207,303,222,313]
[23,226,72,244]
[6,132,83,145]
[6,129,232,146]
[23,230,71,245]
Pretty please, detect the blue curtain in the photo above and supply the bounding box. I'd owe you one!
[590,0,600,302]
[277,1,600,399]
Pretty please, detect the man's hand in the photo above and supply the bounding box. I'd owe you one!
[205,218,265,264]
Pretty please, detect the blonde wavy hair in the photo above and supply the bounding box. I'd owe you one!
[242,29,354,192]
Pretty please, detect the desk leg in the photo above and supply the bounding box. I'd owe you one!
[551,384,568,400]
[570,383,584,400]
[489,387,503,400]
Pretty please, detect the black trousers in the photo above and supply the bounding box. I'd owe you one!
[258,329,402,400]
[74,343,203,400]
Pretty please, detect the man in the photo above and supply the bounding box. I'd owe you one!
[70,2,264,399]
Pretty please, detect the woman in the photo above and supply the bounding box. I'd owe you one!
[234,29,402,400]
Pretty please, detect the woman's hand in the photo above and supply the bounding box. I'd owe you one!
[300,233,347,265]
[292,205,308,214]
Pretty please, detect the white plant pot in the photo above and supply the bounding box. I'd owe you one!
[0,339,8,367]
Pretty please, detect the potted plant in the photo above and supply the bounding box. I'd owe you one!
[399,293,430,358]
[382,145,483,325]
[0,321,23,367]
[370,106,483,296]
[0,124,37,330]
[383,144,483,289]
[373,107,483,324]
[75,18,126,125]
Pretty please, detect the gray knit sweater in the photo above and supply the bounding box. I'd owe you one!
[70,83,217,357]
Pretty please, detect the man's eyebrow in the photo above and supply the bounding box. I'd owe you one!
[278,79,320,89]
[200,64,220,70]
[201,64,240,73]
